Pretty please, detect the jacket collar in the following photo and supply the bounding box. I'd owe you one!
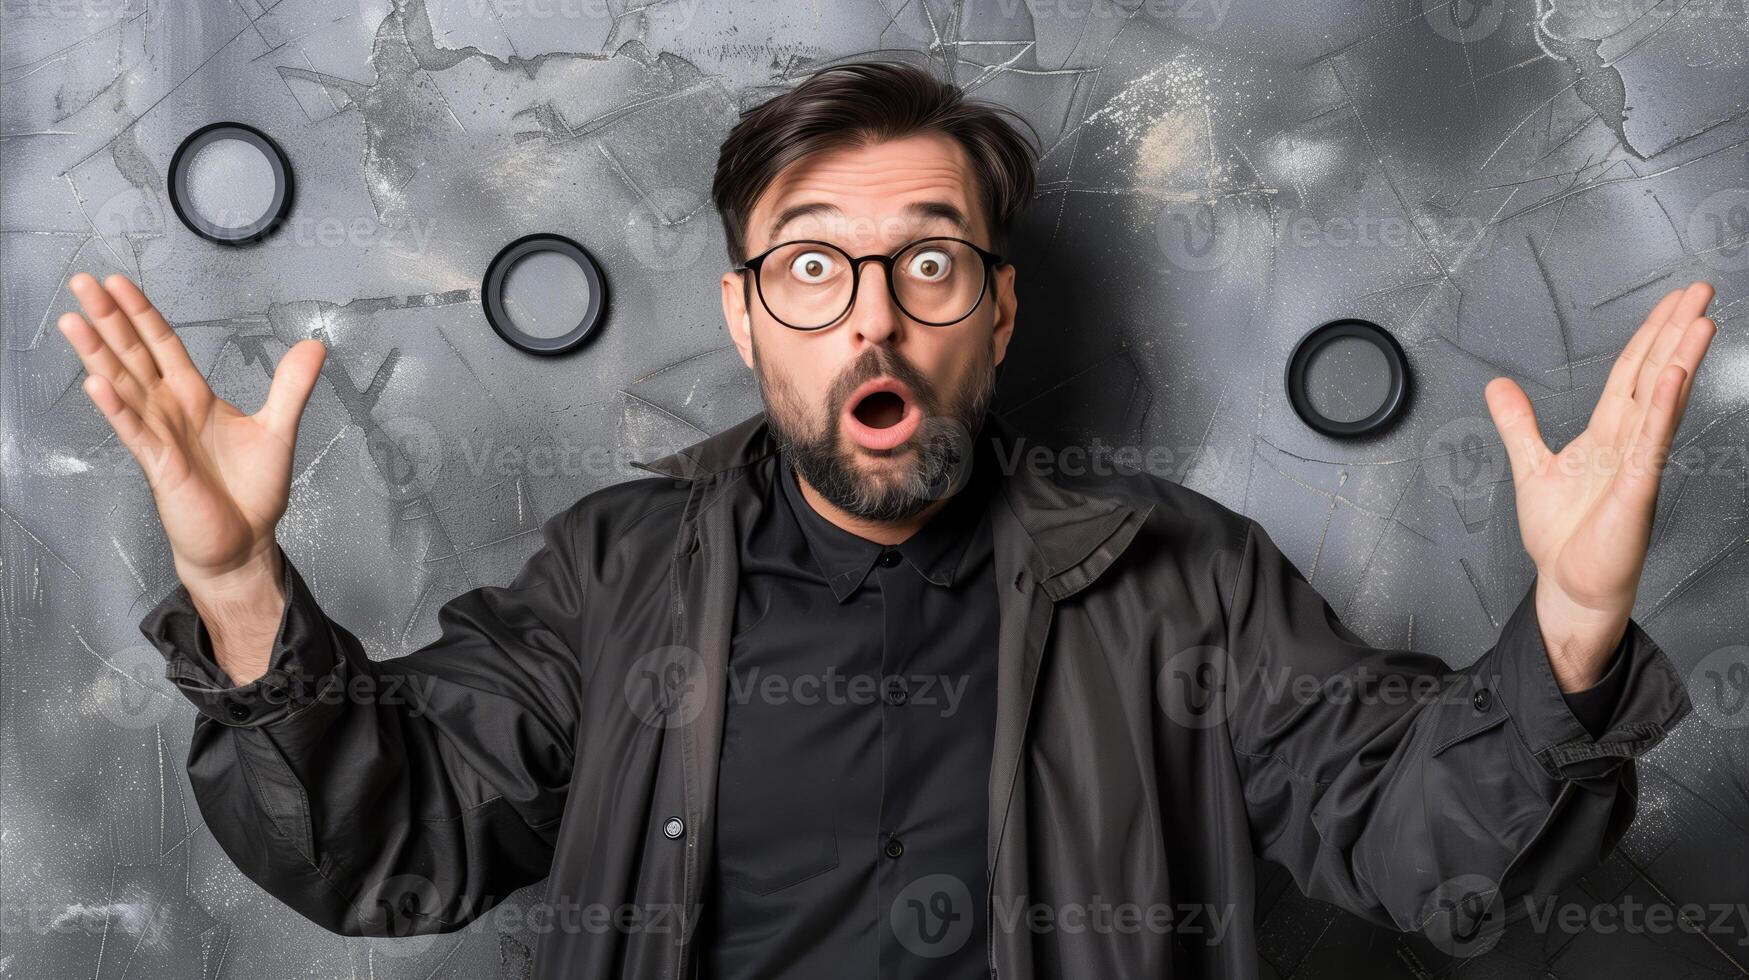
[630,409,1155,601]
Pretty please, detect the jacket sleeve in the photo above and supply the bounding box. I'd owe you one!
[140,503,587,938]
[1221,516,1691,955]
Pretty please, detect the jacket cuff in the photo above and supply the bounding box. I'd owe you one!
[139,553,342,728]
[1473,576,1691,781]
[1559,635,1631,738]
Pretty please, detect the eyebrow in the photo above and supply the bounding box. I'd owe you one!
[765,200,972,244]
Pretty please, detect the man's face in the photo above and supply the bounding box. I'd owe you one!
[719,132,1019,522]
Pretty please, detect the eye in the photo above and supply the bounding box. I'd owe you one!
[904,248,953,282]
[788,250,838,284]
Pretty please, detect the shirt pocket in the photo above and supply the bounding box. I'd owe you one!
[714,768,840,896]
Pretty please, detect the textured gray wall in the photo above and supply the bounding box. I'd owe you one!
[3,0,1747,977]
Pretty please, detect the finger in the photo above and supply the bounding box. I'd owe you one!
[1671,316,1716,420]
[81,375,175,484]
[57,311,148,410]
[1681,279,1715,316]
[1612,363,1686,513]
[102,274,198,380]
[1633,282,1713,407]
[1485,377,1551,483]
[1600,287,1682,406]
[256,339,326,444]
[68,272,160,389]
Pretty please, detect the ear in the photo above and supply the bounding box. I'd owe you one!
[990,262,1018,366]
[721,270,755,370]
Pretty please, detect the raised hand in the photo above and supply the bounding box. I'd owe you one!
[57,273,326,681]
[1484,281,1717,691]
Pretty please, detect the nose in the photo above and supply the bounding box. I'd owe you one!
[845,256,903,348]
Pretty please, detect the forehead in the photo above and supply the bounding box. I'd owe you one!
[745,132,987,252]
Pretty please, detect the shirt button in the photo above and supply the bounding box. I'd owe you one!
[884,835,904,859]
[227,703,249,721]
[878,549,902,568]
[663,816,685,839]
[1472,688,1494,713]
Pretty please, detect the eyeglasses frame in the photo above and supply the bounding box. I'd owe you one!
[732,235,1007,330]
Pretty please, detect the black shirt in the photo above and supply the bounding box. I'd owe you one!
[698,422,1001,980]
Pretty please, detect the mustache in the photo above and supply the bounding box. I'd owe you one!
[831,349,937,414]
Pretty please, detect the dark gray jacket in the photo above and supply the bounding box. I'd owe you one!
[142,409,1692,979]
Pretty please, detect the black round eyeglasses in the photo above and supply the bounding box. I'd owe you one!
[733,236,1005,330]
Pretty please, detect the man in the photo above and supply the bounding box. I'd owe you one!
[58,61,1712,979]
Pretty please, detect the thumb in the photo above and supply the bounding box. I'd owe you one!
[258,338,326,444]
[1484,377,1549,483]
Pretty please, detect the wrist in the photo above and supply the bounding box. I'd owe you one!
[180,546,286,686]
[1534,576,1629,692]
[178,543,284,602]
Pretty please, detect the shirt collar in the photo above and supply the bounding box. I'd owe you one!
[777,415,997,603]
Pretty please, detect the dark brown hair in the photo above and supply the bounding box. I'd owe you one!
[711,60,1039,264]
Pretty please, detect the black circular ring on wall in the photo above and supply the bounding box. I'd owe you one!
[1284,318,1411,438]
[481,233,609,356]
[167,122,294,245]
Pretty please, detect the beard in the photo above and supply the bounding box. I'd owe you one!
[753,336,996,523]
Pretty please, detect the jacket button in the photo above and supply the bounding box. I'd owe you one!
[1472,688,1493,713]
[662,816,685,839]
[884,835,904,859]
[878,549,902,568]
[227,703,249,721]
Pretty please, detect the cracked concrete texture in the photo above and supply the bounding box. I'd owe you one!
[3,0,1746,977]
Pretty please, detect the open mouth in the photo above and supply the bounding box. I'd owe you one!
[852,389,908,428]
[843,378,923,451]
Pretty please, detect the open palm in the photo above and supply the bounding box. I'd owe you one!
[1485,282,1716,629]
[57,274,325,583]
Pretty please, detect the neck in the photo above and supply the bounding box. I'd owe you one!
[790,466,955,545]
